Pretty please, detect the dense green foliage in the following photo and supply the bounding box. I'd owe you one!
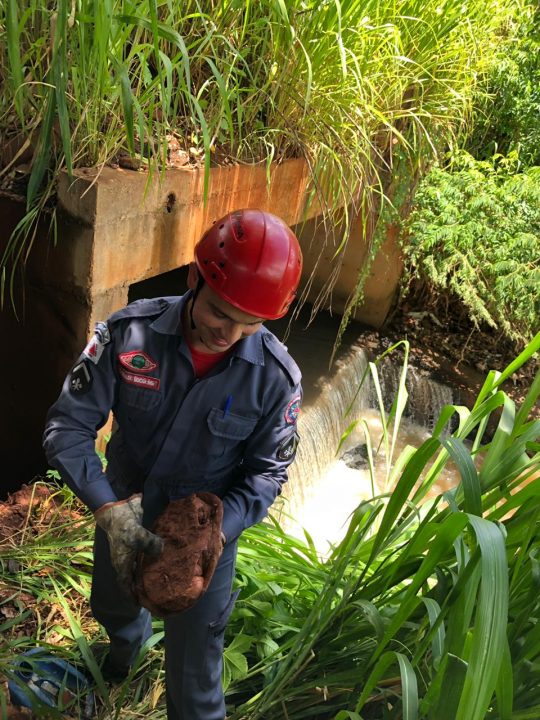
[402,152,540,345]
[0,0,512,308]
[1,336,539,718]
[399,4,539,350]
[466,6,540,167]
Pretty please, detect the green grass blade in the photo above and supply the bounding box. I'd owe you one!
[426,653,468,720]
[455,516,509,720]
[52,0,73,176]
[495,638,514,720]
[369,437,441,560]
[397,652,419,720]
[354,650,418,718]
[6,0,25,123]
[26,88,56,208]
[421,598,445,666]
[110,55,135,155]
[443,437,482,516]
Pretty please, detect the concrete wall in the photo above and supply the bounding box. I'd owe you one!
[298,212,403,326]
[1,159,402,493]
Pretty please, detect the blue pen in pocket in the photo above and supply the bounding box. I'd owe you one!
[223,395,233,418]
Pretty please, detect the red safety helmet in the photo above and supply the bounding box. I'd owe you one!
[194,209,303,320]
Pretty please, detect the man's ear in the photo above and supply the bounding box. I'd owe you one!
[187,262,199,290]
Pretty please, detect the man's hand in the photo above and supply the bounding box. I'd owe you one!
[94,494,163,592]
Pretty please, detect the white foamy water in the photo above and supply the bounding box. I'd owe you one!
[267,314,460,557]
[276,409,460,556]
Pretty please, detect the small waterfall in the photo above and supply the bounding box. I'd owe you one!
[278,341,458,533]
[377,359,455,433]
[285,343,371,513]
[281,346,371,527]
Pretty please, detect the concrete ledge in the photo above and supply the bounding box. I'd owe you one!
[58,159,319,293]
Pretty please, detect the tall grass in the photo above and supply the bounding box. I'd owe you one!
[225,333,540,719]
[1,335,538,718]
[0,0,514,308]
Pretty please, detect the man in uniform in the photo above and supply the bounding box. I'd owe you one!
[43,208,303,720]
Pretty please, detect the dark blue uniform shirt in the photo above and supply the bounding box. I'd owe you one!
[43,294,302,542]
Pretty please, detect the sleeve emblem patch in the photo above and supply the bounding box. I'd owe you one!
[277,432,300,461]
[83,321,110,365]
[95,321,111,345]
[118,350,158,373]
[69,361,93,395]
[284,396,301,424]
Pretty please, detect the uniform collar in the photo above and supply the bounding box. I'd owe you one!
[232,330,265,366]
[149,293,265,366]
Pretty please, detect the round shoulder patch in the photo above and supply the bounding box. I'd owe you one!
[284,396,301,425]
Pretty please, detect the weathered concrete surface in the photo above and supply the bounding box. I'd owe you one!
[297,211,403,325]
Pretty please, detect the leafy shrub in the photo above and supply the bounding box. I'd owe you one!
[402,151,540,346]
[466,6,540,167]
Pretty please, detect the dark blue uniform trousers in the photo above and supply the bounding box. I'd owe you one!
[91,527,238,720]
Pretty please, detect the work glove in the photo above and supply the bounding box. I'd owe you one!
[134,493,224,617]
[94,494,164,592]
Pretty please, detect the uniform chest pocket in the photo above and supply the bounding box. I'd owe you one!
[207,408,258,440]
[119,383,162,411]
[186,409,258,474]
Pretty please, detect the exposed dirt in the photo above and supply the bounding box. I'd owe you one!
[0,486,91,719]
[0,679,33,718]
[0,485,84,546]
[135,493,224,617]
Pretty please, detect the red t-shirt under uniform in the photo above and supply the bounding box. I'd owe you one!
[186,339,231,377]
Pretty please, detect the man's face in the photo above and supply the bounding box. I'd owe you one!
[186,265,264,354]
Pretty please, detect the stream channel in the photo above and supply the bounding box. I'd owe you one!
[268,308,461,556]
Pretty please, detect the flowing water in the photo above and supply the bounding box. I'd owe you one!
[269,314,461,555]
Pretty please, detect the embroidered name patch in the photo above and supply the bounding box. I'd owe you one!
[120,368,160,390]
[277,432,299,461]
[118,350,158,373]
[284,396,301,425]
[70,361,92,394]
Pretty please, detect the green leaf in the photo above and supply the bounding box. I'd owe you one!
[6,0,24,122]
[426,653,468,720]
[443,437,482,516]
[355,651,418,719]
[455,516,509,720]
[495,638,513,720]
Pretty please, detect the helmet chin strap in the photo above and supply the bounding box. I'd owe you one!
[190,275,205,330]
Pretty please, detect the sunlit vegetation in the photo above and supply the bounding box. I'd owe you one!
[400,4,539,352]
[1,335,539,718]
[0,0,515,308]
[402,152,540,347]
